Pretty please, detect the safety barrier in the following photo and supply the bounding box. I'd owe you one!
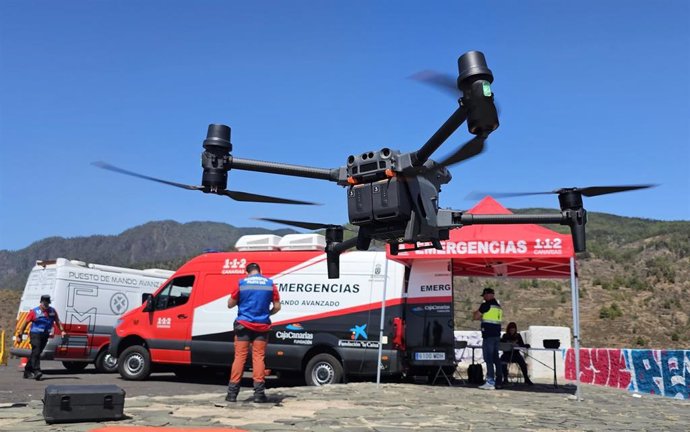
[0,330,7,366]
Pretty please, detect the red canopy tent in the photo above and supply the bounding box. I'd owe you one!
[390,196,575,278]
[383,196,583,398]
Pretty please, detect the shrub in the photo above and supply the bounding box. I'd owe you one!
[645,257,676,283]
[599,303,623,320]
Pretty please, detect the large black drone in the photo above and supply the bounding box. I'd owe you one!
[95,51,653,278]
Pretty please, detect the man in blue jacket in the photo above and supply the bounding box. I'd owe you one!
[226,263,281,403]
[15,295,68,380]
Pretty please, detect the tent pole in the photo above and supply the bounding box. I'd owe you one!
[376,256,390,388]
[570,256,582,401]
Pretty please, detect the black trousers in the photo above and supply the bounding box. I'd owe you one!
[26,333,49,374]
[500,351,530,382]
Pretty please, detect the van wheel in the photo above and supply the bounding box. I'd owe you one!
[305,353,343,386]
[95,349,118,373]
[62,361,88,373]
[118,345,151,381]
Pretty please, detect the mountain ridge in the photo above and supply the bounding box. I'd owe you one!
[1,213,688,350]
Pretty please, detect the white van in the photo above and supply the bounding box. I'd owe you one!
[111,234,457,384]
[12,258,173,372]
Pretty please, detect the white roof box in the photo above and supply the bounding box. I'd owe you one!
[278,234,326,251]
[235,235,283,251]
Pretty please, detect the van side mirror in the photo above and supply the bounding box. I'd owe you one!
[142,293,153,304]
[142,296,154,312]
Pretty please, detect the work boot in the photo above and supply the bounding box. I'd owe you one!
[225,382,240,402]
[34,371,43,381]
[253,381,268,403]
[23,371,34,379]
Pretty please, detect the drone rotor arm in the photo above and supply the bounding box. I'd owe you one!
[229,157,342,182]
[413,106,468,166]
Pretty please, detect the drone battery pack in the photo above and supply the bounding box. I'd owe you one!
[348,183,374,224]
[373,178,411,222]
[348,178,410,225]
[43,384,126,424]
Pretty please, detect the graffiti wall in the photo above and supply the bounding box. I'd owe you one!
[564,348,690,399]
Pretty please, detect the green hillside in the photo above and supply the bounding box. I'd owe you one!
[1,214,689,353]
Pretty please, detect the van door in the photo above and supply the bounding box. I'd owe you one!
[359,253,403,374]
[57,280,99,361]
[404,260,455,372]
[145,274,196,364]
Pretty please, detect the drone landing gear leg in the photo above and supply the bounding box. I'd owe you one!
[356,232,372,251]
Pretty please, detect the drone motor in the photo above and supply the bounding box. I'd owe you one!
[201,124,233,193]
[457,51,499,136]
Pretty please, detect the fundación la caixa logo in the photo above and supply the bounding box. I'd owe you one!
[350,324,368,340]
[338,323,379,348]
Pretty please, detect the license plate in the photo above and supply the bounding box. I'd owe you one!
[415,352,446,361]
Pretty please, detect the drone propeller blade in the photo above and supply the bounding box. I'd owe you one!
[94,161,318,205]
[221,191,318,205]
[575,185,657,197]
[466,184,657,200]
[465,190,553,200]
[254,217,335,230]
[410,69,502,115]
[437,135,486,167]
[92,161,203,191]
[409,70,458,96]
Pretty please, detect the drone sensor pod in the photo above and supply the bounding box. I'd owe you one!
[203,124,232,152]
[201,124,232,192]
[457,51,493,88]
[457,51,499,135]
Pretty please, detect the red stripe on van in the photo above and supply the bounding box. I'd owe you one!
[405,296,453,304]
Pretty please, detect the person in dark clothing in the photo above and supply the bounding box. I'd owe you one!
[473,287,503,390]
[499,322,533,385]
[226,263,281,403]
[15,295,67,380]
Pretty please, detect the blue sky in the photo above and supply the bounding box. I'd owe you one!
[1,1,688,251]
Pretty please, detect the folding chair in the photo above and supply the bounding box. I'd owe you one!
[454,340,468,384]
[498,342,522,384]
[431,362,454,386]
[430,340,468,386]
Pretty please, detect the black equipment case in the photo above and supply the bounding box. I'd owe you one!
[467,363,484,384]
[43,384,125,424]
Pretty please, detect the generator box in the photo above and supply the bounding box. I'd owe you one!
[235,234,283,251]
[278,234,326,251]
[43,384,125,424]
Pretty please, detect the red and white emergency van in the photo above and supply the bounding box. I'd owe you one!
[110,234,456,385]
[12,258,173,372]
